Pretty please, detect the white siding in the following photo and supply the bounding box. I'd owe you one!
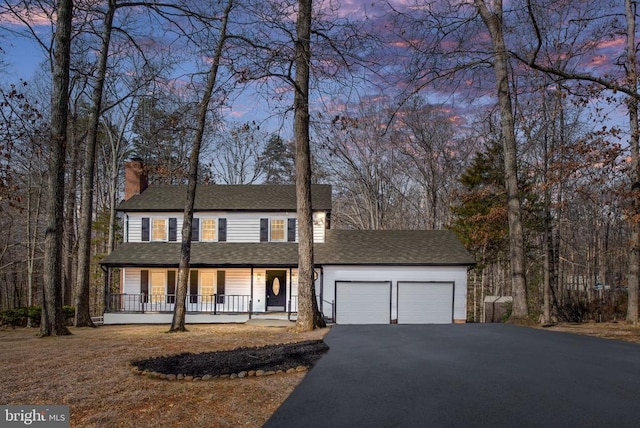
[313,212,326,243]
[123,268,142,294]
[225,268,252,296]
[125,211,329,243]
[227,216,261,242]
[322,265,468,323]
[126,216,141,243]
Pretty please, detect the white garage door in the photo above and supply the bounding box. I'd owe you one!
[397,282,454,324]
[335,281,391,324]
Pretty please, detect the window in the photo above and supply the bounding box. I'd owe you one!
[150,271,166,303]
[152,219,167,241]
[201,272,216,303]
[201,219,217,241]
[270,219,286,241]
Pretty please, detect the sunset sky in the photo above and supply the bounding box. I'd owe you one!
[0,0,633,139]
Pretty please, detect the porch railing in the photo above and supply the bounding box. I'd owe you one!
[288,295,298,320]
[287,296,334,322]
[107,294,251,314]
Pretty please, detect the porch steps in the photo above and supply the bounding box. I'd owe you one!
[247,313,295,327]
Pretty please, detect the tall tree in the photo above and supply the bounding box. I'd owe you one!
[294,0,325,331]
[170,0,233,332]
[40,0,73,336]
[625,0,639,324]
[75,0,116,328]
[474,0,529,323]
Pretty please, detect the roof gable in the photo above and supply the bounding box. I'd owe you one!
[117,184,332,212]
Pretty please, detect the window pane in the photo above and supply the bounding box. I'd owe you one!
[271,219,285,241]
[152,219,167,241]
[202,219,216,241]
[151,272,165,303]
[201,272,216,303]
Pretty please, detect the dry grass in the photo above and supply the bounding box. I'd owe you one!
[0,324,329,427]
[540,322,640,344]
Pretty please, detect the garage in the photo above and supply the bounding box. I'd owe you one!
[397,281,454,324]
[335,281,391,324]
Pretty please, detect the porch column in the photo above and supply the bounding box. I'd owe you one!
[250,267,254,315]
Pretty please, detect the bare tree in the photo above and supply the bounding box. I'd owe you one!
[74,0,117,328]
[519,0,638,323]
[625,0,639,324]
[294,0,325,331]
[40,0,72,337]
[170,0,234,332]
[474,0,529,322]
[209,122,266,184]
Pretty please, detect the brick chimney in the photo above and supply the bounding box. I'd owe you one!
[124,158,148,200]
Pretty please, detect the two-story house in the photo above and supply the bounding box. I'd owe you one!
[100,159,475,325]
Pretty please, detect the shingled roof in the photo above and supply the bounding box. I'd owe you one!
[318,230,475,265]
[101,230,475,267]
[117,184,332,212]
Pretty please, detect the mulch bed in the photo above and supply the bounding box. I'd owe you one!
[132,339,329,377]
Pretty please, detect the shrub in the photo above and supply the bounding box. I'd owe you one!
[0,306,75,327]
[0,308,28,327]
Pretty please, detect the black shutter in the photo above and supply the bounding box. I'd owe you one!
[141,270,149,303]
[189,269,199,303]
[216,271,226,304]
[287,218,296,242]
[191,218,200,242]
[167,270,176,303]
[141,218,150,241]
[169,218,177,241]
[260,218,269,242]
[218,218,227,242]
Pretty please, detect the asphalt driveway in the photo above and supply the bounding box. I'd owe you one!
[264,324,640,428]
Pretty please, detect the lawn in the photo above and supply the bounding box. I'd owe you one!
[3,321,639,427]
[0,324,329,427]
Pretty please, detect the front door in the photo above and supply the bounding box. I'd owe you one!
[266,270,287,310]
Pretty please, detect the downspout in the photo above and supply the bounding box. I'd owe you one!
[319,266,324,314]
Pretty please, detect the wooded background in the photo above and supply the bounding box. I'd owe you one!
[0,0,637,325]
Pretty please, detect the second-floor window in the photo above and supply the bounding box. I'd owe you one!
[152,219,167,241]
[260,218,296,242]
[270,219,286,241]
[201,219,217,241]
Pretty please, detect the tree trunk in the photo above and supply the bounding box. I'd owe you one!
[475,0,529,323]
[169,0,233,332]
[26,169,43,328]
[40,0,73,337]
[294,0,326,332]
[75,0,116,328]
[626,0,639,325]
[64,129,78,308]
